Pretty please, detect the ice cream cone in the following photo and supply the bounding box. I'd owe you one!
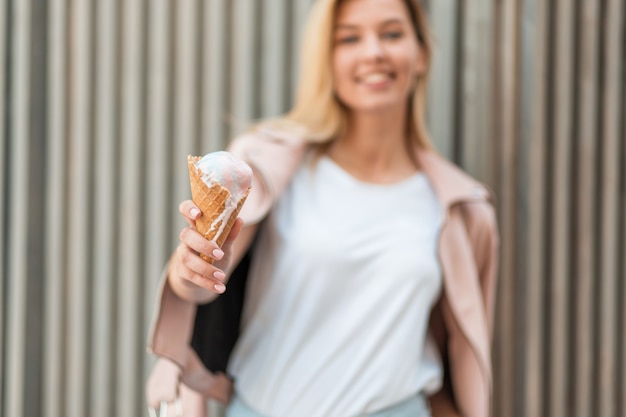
[188,156,250,263]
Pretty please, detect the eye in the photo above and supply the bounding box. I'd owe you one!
[336,35,359,44]
[382,31,403,40]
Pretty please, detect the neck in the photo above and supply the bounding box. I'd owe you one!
[327,107,419,183]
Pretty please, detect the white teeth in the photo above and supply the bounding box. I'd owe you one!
[361,73,389,83]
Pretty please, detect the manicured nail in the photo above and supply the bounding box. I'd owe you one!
[212,249,224,259]
[214,283,226,293]
[213,271,226,281]
[190,208,200,219]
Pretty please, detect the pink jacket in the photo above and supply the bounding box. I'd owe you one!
[146,130,499,417]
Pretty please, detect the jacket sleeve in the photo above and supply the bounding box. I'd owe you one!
[462,200,500,339]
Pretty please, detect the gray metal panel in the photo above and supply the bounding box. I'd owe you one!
[548,1,575,416]
[5,1,31,416]
[290,0,313,99]
[203,0,229,150]
[574,2,600,416]
[621,53,626,417]
[66,1,93,416]
[427,0,457,159]
[143,0,172,389]
[173,0,200,228]
[44,1,68,416]
[491,1,517,415]
[117,0,145,415]
[261,0,289,118]
[616,101,626,415]
[0,0,6,411]
[596,1,624,415]
[90,1,118,416]
[459,0,494,183]
[518,1,549,415]
[231,0,259,136]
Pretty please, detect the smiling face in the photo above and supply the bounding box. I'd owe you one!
[332,0,425,115]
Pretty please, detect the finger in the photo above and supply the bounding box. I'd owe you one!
[175,245,227,293]
[179,227,223,261]
[175,243,226,282]
[179,200,201,227]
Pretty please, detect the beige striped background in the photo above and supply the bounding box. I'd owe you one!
[1,1,624,416]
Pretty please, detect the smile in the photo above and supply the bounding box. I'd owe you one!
[358,72,395,88]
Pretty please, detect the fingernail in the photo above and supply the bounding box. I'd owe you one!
[213,271,226,281]
[212,249,224,259]
[214,283,226,293]
[190,208,200,219]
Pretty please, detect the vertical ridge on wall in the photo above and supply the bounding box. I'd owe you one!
[231,0,259,136]
[117,0,145,415]
[204,0,229,149]
[547,1,575,416]
[289,0,312,100]
[173,0,199,226]
[44,1,68,416]
[90,0,118,416]
[616,5,625,417]
[572,2,600,416]
[66,0,94,416]
[143,0,172,385]
[0,0,7,409]
[27,0,48,414]
[518,1,549,416]
[596,1,623,416]
[428,0,458,159]
[492,0,517,415]
[5,0,31,416]
[261,0,289,118]
[621,43,626,416]
[459,0,494,183]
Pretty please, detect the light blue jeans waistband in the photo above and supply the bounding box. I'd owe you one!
[226,393,431,417]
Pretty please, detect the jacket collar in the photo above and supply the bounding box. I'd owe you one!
[253,127,493,210]
[414,147,493,209]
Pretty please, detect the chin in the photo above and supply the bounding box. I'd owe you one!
[348,99,404,114]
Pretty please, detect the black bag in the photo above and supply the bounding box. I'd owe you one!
[190,248,253,373]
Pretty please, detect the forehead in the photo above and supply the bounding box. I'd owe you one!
[334,0,412,26]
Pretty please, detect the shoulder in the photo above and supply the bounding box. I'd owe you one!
[228,122,310,157]
[422,151,498,244]
[459,198,498,240]
[227,125,310,224]
[227,125,309,184]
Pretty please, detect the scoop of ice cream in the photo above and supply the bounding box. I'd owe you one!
[194,151,252,200]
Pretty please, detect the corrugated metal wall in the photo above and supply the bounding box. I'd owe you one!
[1,1,624,416]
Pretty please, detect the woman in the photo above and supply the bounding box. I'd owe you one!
[146,0,499,416]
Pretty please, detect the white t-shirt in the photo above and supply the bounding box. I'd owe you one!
[228,154,444,417]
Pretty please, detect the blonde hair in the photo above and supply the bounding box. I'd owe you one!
[266,0,434,150]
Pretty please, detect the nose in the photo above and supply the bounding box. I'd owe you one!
[362,33,385,61]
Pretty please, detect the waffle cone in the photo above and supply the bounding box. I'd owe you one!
[188,156,250,263]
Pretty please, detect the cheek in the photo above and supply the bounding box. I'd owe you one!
[332,51,354,94]
[393,51,420,87]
